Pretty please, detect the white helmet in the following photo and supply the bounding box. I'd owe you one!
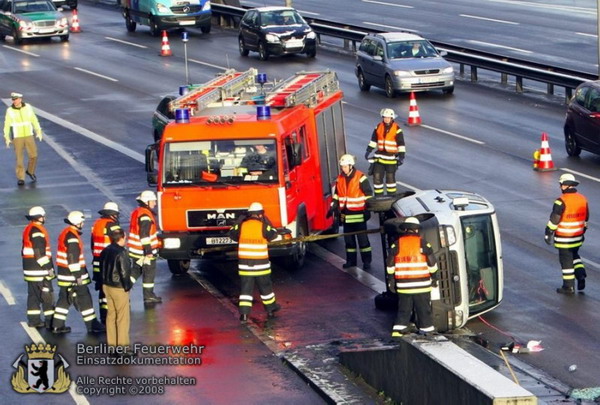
[248,202,264,213]
[102,202,119,212]
[137,190,157,204]
[405,217,420,225]
[380,108,397,119]
[67,211,85,226]
[28,206,46,218]
[559,173,579,186]
[339,154,356,166]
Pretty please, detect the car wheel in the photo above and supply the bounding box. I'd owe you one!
[306,48,316,58]
[385,75,396,98]
[60,34,69,42]
[168,259,190,275]
[149,16,160,37]
[357,69,370,91]
[125,13,137,32]
[564,127,581,157]
[12,28,22,45]
[200,24,211,34]
[238,36,249,56]
[443,86,454,95]
[0,32,6,41]
[258,41,269,61]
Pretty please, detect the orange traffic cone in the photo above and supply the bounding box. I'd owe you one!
[533,132,557,171]
[70,9,81,33]
[407,92,421,126]
[159,30,172,57]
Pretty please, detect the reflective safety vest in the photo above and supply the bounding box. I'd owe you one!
[128,207,159,258]
[336,170,367,211]
[4,103,41,139]
[376,122,400,153]
[238,219,269,261]
[21,222,52,282]
[91,217,120,272]
[393,235,433,294]
[555,192,588,248]
[56,226,89,287]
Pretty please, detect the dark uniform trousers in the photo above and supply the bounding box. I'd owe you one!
[372,162,397,195]
[52,285,96,329]
[103,285,130,347]
[558,247,586,289]
[343,221,372,266]
[395,292,434,332]
[239,268,277,316]
[130,260,156,300]
[27,279,54,326]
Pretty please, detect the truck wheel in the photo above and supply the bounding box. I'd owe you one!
[200,24,211,34]
[168,259,190,275]
[284,223,307,270]
[149,16,160,37]
[125,12,137,32]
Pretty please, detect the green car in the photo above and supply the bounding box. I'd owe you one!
[0,0,69,44]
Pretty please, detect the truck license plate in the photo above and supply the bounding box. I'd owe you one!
[206,237,236,245]
[179,20,195,25]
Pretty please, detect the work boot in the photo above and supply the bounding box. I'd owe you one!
[342,262,356,269]
[144,294,162,304]
[17,180,25,186]
[239,314,248,323]
[556,286,575,295]
[45,318,53,330]
[27,321,45,328]
[267,303,281,319]
[577,278,586,291]
[26,171,36,182]
[88,319,106,333]
[52,326,71,334]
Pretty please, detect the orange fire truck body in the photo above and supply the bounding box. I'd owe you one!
[146,69,347,273]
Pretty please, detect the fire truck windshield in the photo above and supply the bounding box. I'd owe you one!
[162,139,278,186]
[461,214,499,315]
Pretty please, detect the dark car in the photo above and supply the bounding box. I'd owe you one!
[238,6,317,61]
[564,80,600,157]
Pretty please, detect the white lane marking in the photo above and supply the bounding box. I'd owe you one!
[0,280,16,305]
[189,59,229,70]
[460,14,519,25]
[421,124,486,145]
[105,36,148,48]
[560,168,600,183]
[362,0,413,8]
[489,0,595,15]
[576,32,598,38]
[466,40,532,54]
[74,67,118,82]
[2,45,39,57]
[362,21,418,33]
[20,322,90,405]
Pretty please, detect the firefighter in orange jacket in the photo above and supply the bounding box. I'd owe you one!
[229,202,281,323]
[129,191,161,304]
[21,206,55,329]
[364,108,405,195]
[545,173,589,294]
[91,201,121,323]
[386,217,438,337]
[330,154,373,269]
[52,211,105,334]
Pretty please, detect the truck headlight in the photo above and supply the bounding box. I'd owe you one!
[265,34,280,43]
[162,238,181,249]
[446,226,457,246]
[201,0,211,11]
[156,3,170,13]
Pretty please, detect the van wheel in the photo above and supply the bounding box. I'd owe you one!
[238,37,249,56]
[149,16,160,37]
[357,69,370,91]
[200,24,211,34]
[258,41,269,61]
[168,259,190,275]
[564,127,581,157]
[125,13,137,32]
[385,75,395,98]
[284,223,307,270]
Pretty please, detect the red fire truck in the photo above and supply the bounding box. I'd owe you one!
[145,68,347,274]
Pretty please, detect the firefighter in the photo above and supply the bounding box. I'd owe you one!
[364,108,406,195]
[129,190,162,304]
[386,217,438,337]
[91,202,121,323]
[229,202,281,322]
[3,92,43,186]
[545,173,589,294]
[329,154,373,270]
[21,206,55,329]
[52,211,105,334]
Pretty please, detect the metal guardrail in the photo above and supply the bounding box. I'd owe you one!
[212,3,598,102]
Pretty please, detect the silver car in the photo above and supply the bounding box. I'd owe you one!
[355,32,454,97]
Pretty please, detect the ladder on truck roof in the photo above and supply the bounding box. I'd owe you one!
[265,71,339,108]
[171,68,258,113]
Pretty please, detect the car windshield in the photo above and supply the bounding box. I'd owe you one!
[15,0,55,13]
[260,10,304,27]
[387,40,439,59]
[162,139,278,186]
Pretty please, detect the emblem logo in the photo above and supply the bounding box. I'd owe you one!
[183,6,190,13]
[11,343,71,394]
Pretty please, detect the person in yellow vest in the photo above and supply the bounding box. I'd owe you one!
[365,108,405,195]
[545,173,589,294]
[21,206,55,329]
[386,217,438,337]
[3,92,43,186]
[128,190,161,304]
[329,154,373,269]
[229,202,281,323]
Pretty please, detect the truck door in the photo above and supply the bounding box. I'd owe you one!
[282,135,302,225]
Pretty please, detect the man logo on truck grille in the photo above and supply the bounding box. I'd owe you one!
[207,213,236,220]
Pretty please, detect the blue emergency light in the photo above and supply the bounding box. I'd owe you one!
[256,105,271,120]
[175,108,190,123]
